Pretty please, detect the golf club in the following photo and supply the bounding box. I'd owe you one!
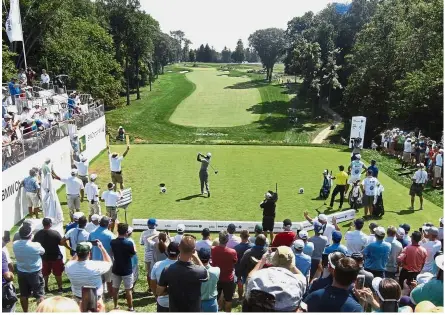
[209,164,218,174]
[315,201,326,215]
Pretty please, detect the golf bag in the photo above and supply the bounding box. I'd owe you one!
[319,175,332,200]
[348,185,363,210]
[373,184,385,217]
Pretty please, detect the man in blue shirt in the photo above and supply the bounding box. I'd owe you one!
[293,240,311,280]
[65,211,84,233]
[110,223,136,311]
[363,226,391,278]
[89,216,114,298]
[8,78,20,105]
[304,257,363,312]
[324,231,348,255]
[367,160,379,178]
[23,168,41,219]
[234,230,252,299]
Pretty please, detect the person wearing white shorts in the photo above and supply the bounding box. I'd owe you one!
[53,169,84,221]
[23,169,41,218]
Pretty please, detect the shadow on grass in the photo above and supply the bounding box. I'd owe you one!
[385,209,415,215]
[176,194,206,202]
[224,80,270,90]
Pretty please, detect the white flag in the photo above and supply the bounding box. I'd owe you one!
[5,0,23,42]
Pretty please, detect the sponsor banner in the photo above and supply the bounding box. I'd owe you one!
[132,209,356,232]
[2,138,72,232]
[76,116,106,161]
[349,116,366,148]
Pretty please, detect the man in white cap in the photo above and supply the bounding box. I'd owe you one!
[53,169,84,221]
[297,230,314,256]
[410,163,428,210]
[433,148,443,188]
[85,174,101,221]
[402,137,413,168]
[303,212,340,245]
[107,145,130,191]
[346,154,367,195]
[73,154,89,192]
[197,152,212,197]
[174,224,185,243]
[85,214,101,233]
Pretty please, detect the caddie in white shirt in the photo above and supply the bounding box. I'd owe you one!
[85,173,101,220]
[410,163,428,210]
[53,169,84,221]
[101,183,122,232]
[108,145,130,191]
[73,155,89,190]
[361,170,380,217]
[346,154,367,195]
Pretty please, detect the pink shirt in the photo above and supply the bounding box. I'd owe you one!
[397,244,427,272]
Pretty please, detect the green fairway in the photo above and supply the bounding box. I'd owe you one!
[58,145,442,228]
[169,68,262,127]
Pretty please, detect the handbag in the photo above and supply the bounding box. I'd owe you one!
[2,282,18,309]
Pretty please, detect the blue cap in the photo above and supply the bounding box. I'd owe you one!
[198,247,211,260]
[313,221,323,234]
[147,218,157,226]
[332,230,342,242]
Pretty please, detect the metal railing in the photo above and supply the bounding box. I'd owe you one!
[2,104,104,171]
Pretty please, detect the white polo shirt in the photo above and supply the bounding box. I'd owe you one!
[101,190,120,207]
[344,230,367,254]
[85,182,100,201]
[61,176,84,195]
[65,260,112,297]
[412,170,428,184]
[74,161,89,176]
[195,239,212,251]
[404,140,412,153]
[109,154,124,172]
[41,74,50,84]
[362,177,379,196]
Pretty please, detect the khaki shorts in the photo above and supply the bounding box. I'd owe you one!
[26,192,40,208]
[111,172,123,184]
[434,165,442,178]
[403,152,411,162]
[106,206,118,220]
[67,195,80,212]
[112,273,134,290]
[89,201,101,216]
[102,269,112,283]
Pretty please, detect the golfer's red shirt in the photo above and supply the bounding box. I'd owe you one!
[211,246,237,282]
[272,231,296,248]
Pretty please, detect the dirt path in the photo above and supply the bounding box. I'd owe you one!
[312,125,333,144]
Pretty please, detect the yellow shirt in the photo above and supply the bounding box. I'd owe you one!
[335,171,348,185]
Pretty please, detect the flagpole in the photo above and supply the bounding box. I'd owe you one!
[17,0,27,69]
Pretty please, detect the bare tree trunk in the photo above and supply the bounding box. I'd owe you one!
[268,67,274,83]
[126,54,130,105]
[136,55,140,100]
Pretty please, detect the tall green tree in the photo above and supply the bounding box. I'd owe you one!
[188,49,195,62]
[203,44,212,62]
[232,39,245,63]
[153,32,173,75]
[170,30,185,62]
[248,28,286,82]
[221,46,231,63]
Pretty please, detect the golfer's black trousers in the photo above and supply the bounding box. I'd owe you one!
[330,185,346,207]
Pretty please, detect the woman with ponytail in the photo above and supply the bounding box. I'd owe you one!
[148,232,171,265]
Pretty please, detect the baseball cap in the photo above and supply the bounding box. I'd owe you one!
[198,247,211,261]
[201,228,210,237]
[369,222,379,231]
[429,227,439,236]
[283,219,292,227]
[332,230,342,242]
[435,254,444,271]
[227,223,236,234]
[90,174,97,180]
[293,239,305,250]
[107,183,115,189]
[396,227,406,237]
[245,267,306,312]
[350,252,364,261]
[318,214,328,222]
[76,242,92,254]
[272,246,295,269]
[167,242,180,256]
[147,218,157,226]
[91,214,100,221]
[23,219,33,227]
[415,301,443,313]
[399,223,411,232]
[42,217,52,226]
[416,272,434,285]
[71,168,78,175]
[254,224,263,233]
[4,114,11,119]
[374,226,386,237]
[298,230,308,239]
[355,154,361,159]
[313,221,323,234]
[19,225,33,238]
[177,224,185,233]
[73,212,84,220]
[417,163,425,168]
[81,156,87,162]
[206,152,212,157]
[354,218,365,229]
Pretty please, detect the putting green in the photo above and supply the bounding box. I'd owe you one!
[58,145,442,230]
[169,68,263,127]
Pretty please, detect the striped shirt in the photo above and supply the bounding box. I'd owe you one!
[65,260,112,297]
[23,176,39,192]
[12,240,45,273]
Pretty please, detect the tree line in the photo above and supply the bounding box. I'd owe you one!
[184,40,259,64]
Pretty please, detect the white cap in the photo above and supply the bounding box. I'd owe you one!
[318,214,328,222]
[3,114,12,119]
[206,152,212,158]
[71,168,78,174]
[119,126,123,129]
[435,254,444,271]
[80,156,87,162]
[91,214,100,221]
[416,272,434,285]
[298,230,308,239]
[374,226,386,237]
[73,212,84,220]
[265,192,272,199]
[44,157,51,163]
[355,154,361,159]
[323,170,328,175]
[293,239,305,250]
[177,223,185,233]
[90,174,97,180]
[396,227,405,236]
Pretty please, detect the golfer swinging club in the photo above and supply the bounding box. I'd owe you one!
[197,152,211,197]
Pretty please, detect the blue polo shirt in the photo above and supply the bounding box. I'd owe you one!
[65,222,78,233]
[323,243,348,255]
[23,176,39,192]
[368,165,379,178]
[304,285,363,312]
[89,226,114,260]
[363,240,391,271]
[8,82,20,96]
[294,252,311,277]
